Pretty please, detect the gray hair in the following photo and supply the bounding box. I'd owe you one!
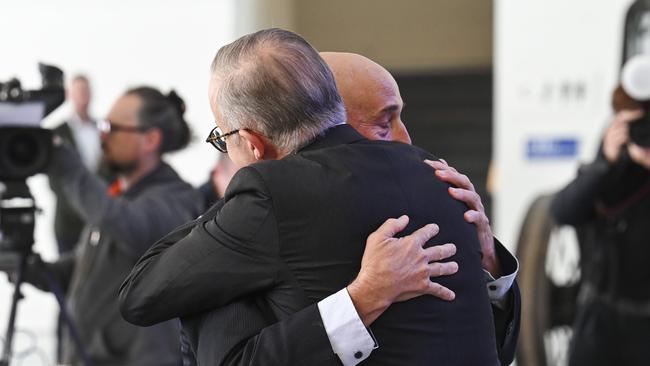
[211,28,346,153]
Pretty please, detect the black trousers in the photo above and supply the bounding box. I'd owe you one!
[569,301,650,366]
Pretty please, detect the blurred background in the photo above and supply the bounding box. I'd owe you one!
[0,0,642,364]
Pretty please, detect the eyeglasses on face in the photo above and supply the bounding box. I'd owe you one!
[205,125,239,153]
[97,119,150,134]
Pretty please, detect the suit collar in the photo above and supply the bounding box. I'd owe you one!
[298,124,366,153]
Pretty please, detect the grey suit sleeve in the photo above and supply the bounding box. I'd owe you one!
[47,144,193,259]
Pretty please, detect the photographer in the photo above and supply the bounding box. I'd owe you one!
[8,87,203,366]
[550,60,650,365]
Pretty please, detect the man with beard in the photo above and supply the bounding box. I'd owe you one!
[12,87,203,365]
[121,29,502,365]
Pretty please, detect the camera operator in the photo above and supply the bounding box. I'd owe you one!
[550,58,650,366]
[5,86,203,366]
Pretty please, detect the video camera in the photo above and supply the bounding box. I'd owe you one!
[0,63,65,254]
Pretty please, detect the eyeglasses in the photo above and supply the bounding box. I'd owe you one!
[206,126,239,153]
[97,119,150,134]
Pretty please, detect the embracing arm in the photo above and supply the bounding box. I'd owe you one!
[189,216,457,366]
[119,167,282,326]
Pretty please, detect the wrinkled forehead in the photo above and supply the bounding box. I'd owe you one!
[355,69,403,116]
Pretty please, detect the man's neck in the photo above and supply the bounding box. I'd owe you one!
[118,156,161,190]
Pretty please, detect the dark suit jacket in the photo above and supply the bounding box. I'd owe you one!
[133,212,519,366]
[120,125,500,365]
[177,239,520,366]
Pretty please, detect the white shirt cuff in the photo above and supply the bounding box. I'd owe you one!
[484,256,519,309]
[317,288,376,366]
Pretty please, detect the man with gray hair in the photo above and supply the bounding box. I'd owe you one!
[120,28,500,365]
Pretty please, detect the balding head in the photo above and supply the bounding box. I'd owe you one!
[321,52,411,144]
[209,29,345,156]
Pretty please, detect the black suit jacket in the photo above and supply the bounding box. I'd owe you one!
[133,212,519,366]
[120,125,500,365]
[183,243,520,366]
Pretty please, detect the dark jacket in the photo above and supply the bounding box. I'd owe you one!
[44,144,203,366]
[120,125,500,365]
[49,121,112,254]
[175,235,519,366]
[551,148,650,303]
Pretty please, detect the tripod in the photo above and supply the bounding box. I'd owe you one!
[0,251,27,366]
[0,182,92,366]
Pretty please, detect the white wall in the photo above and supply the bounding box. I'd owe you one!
[0,1,234,363]
[494,0,634,249]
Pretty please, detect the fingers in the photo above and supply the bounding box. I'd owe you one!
[424,159,447,169]
[428,261,458,278]
[449,187,484,212]
[407,223,440,247]
[604,119,632,162]
[424,160,477,194]
[463,210,489,226]
[374,215,410,238]
[616,109,643,124]
[612,127,630,144]
[423,243,456,262]
[424,159,457,173]
[438,171,475,193]
[426,281,455,301]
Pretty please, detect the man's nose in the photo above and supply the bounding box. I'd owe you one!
[393,121,412,145]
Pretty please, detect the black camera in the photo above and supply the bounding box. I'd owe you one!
[613,85,650,147]
[0,63,64,181]
[0,63,65,254]
[630,114,650,147]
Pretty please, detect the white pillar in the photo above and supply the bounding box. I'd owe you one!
[233,0,295,37]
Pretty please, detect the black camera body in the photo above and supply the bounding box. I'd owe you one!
[0,64,64,254]
[0,63,64,181]
[630,114,650,147]
[0,127,52,181]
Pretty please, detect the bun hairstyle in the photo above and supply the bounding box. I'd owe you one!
[126,86,191,153]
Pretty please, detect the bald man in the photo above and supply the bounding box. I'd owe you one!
[321,52,513,279]
[176,54,518,366]
[321,52,411,145]
[321,52,519,364]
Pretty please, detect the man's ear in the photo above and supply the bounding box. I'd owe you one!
[143,128,163,154]
[238,129,267,160]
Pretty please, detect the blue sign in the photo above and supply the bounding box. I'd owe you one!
[526,138,578,159]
